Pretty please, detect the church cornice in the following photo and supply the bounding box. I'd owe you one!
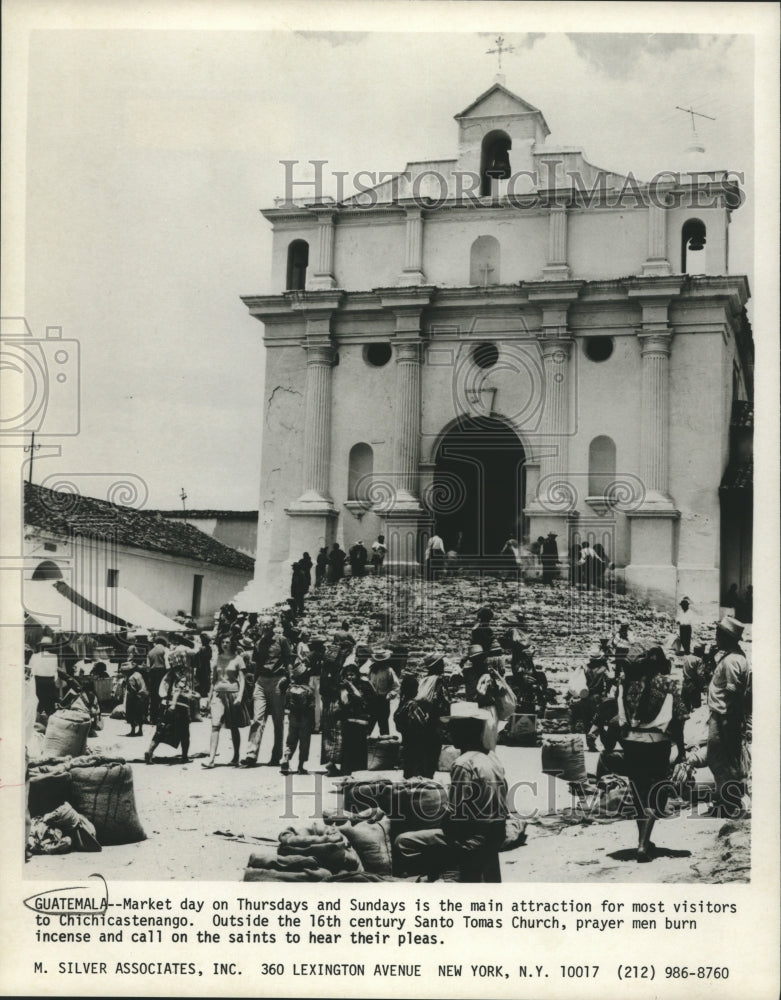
[243,276,753,346]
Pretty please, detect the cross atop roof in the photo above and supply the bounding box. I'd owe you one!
[486,35,515,74]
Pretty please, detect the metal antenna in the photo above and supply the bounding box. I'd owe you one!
[675,105,716,133]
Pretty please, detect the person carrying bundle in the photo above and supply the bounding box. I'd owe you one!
[395,707,508,882]
[615,642,686,862]
[280,661,316,775]
[144,654,194,765]
[394,653,450,779]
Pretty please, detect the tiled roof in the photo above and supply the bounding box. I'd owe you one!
[719,460,753,492]
[154,509,258,521]
[24,482,254,572]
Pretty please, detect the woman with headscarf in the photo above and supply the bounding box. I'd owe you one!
[144,653,194,765]
[338,662,375,775]
[616,641,686,862]
[123,660,148,737]
[202,638,246,768]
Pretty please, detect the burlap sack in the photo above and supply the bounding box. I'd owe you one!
[68,762,146,845]
[541,735,587,783]
[41,710,90,759]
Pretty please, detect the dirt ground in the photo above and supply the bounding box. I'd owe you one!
[26,712,749,884]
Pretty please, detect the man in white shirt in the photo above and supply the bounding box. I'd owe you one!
[676,597,693,654]
[29,636,60,716]
[425,532,446,581]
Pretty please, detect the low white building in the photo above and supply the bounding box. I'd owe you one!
[24,482,254,628]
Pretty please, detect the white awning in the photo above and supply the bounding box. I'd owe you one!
[111,587,186,632]
[24,581,187,635]
[24,580,122,634]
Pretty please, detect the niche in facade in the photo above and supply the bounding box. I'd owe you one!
[286,239,309,290]
[588,435,617,497]
[348,442,374,501]
[470,235,501,286]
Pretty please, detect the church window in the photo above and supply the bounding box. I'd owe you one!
[473,342,499,369]
[364,342,392,367]
[588,435,617,497]
[286,239,309,290]
[681,219,706,274]
[480,130,512,196]
[470,235,501,286]
[348,443,374,501]
[584,336,614,362]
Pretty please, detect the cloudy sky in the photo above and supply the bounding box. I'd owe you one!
[12,7,761,511]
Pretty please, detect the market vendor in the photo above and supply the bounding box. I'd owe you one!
[395,708,508,882]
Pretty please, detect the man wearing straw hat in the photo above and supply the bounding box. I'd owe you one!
[395,706,508,882]
[703,616,751,815]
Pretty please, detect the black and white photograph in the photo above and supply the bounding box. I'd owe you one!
[1,2,778,998]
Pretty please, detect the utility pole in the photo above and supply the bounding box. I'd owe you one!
[180,487,188,525]
[24,431,40,484]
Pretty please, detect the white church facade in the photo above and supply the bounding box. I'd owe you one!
[243,82,753,614]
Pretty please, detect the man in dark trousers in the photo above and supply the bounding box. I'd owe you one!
[327,542,346,583]
[241,621,292,768]
[348,539,368,579]
[395,708,508,882]
[541,532,559,585]
[290,561,307,615]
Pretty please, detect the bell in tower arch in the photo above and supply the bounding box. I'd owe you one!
[486,139,512,180]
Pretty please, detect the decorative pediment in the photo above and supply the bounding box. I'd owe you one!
[455,83,550,135]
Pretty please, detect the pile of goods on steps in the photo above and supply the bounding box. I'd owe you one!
[241,777,527,882]
[26,753,146,857]
[258,575,718,740]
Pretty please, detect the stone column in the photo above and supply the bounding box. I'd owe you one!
[625,282,681,608]
[539,334,574,495]
[542,207,570,280]
[299,341,336,504]
[286,293,342,556]
[524,285,582,544]
[398,207,426,285]
[641,203,672,276]
[310,210,337,289]
[379,288,434,573]
[637,329,673,498]
[392,339,423,507]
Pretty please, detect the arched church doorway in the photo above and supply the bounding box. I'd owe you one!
[432,418,526,557]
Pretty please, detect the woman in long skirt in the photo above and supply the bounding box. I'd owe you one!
[123,662,148,737]
[617,642,686,862]
[144,655,193,764]
[319,646,346,777]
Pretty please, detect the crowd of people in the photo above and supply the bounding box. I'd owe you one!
[25,563,752,880]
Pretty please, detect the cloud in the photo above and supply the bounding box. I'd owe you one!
[294,31,369,47]
[566,33,730,78]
